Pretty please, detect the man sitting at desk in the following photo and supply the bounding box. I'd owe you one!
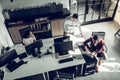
[83,35,105,72]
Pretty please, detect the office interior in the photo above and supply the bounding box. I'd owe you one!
[0,0,120,80]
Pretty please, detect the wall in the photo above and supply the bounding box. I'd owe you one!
[0,4,13,47]
[0,0,69,9]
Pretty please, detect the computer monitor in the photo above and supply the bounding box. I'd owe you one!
[54,41,73,56]
[25,39,43,56]
[0,49,18,67]
[54,36,70,43]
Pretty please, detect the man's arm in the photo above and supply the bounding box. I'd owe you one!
[96,39,105,53]
[83,37,91,54]
[30,31,36,41]
[78,21,83,37]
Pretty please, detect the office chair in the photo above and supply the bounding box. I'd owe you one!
[55,67,76,80]
[92,32,107,55]
[115,29,120,37]
[19,27,31,40]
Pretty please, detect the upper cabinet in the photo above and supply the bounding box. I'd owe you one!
[2,3,64,23]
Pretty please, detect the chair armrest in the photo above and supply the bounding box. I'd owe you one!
[104,44,107,53]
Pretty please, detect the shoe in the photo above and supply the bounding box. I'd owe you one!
[38,55,41,58]
[95,69,98,73]
[24,61,28,64]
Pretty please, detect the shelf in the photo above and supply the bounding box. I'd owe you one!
[33,30,50,34]
[6,20,49,27]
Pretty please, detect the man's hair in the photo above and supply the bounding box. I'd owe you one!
[72,13,78,19]
[93,35,98,40]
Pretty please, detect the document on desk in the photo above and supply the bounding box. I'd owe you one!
[68,49,82,56]
[67,34,85,42]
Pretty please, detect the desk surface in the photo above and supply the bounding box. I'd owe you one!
[4,36,85,80]
[4,49,85,80]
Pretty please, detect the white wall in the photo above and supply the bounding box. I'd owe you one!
[0,0,69,9]
[0,4,13,47]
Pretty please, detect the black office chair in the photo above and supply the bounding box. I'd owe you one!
[115,29,120,37]
[55,67,76,80]
[19,27,31,41]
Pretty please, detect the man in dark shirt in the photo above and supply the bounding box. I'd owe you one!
[83,35,105,72]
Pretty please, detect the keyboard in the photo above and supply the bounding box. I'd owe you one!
[58,57,74,63]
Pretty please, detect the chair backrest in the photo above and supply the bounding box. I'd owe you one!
[19,27,31,39]
[92,32,105,40]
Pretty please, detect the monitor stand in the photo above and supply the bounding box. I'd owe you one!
[57,53,72,59]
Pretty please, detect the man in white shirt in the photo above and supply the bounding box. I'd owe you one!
[64,13,83,37]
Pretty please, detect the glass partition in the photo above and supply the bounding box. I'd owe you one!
[69,0,119,25]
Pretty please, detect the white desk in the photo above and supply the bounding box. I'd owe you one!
[4,56,46,80]
[4,49,85,80]
[4,36,85,80]
[45,49,85,72]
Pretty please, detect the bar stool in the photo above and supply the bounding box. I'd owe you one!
[115,29,120,37]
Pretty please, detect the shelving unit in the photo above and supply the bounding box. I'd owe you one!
[7,19,51,44]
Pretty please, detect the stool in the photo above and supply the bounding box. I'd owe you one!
[115,29,120,37]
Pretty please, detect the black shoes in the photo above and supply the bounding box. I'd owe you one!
[24,61,28,64]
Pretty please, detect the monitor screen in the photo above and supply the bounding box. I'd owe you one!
[0,49,18,67]
[54,36,70,43]
[25,39,43,56]
[54,41,73,56]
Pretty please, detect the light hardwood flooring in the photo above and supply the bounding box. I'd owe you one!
[75,21,120,80]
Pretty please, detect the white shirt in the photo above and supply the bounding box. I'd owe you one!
[23,35,36,46]
[64,17,82,35]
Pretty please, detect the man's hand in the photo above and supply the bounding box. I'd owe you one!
[91,52,96,56]
[80,33,84,37]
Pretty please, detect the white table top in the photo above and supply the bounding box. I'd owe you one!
[4,49,85,80]
[4,36,85,80]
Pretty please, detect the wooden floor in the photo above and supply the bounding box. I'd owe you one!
[75,21,120,80]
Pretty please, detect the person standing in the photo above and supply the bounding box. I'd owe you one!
[64,13,83,37]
